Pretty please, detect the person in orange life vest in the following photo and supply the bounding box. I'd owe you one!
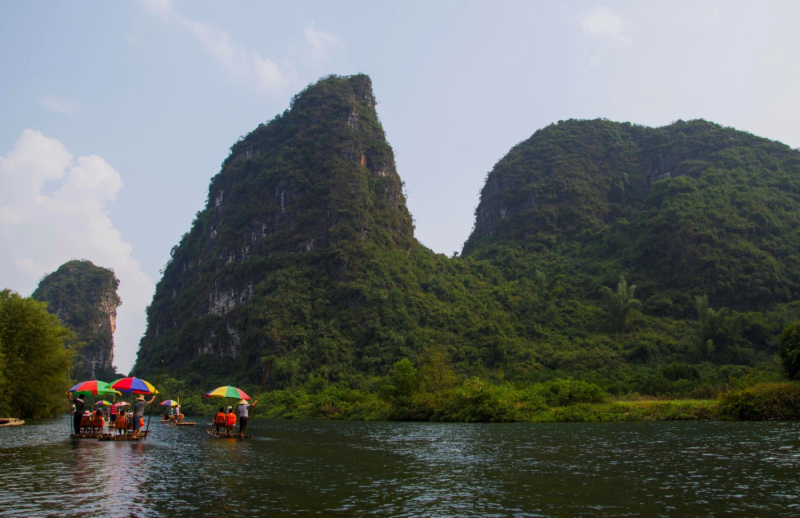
[213,408,227,433]
[116,410,127,435]
[225,407,237,433]
[91,409,105,433]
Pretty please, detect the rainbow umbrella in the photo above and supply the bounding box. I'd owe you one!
[95,400,113,406]
[160,400,179,407]
[204,386,250,400]
[111,377,158,395]
[69,380,119,396]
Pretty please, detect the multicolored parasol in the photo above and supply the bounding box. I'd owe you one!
[117,402,130,407]
[69,380,119,396]
[111,377,158,395]
[160,400,179,407]
[204,386,250,400]
[94,400,113,406]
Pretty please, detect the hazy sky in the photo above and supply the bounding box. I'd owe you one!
[1,1,799,374]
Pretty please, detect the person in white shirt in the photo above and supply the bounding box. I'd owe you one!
[236,399,257,437]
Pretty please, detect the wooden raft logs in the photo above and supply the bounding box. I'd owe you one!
[206,429,253,439]
[0,418,24,427]
[70,433,113,439]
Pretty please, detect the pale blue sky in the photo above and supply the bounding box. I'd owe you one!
[1,1,798,373]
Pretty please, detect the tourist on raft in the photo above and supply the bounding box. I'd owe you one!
[225,407,236,434]
[236,398,257,437]
[131,394,155,438]
[68,393,85,434]
[109,402,118,425]
[92,409,105,433]
[213,408,226,433]
[116,410,128,435]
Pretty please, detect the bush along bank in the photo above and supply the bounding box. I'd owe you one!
[717,383,800,421]
[157,364,800,423]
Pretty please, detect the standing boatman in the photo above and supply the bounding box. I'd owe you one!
[68,393,85,434]
[131,394,155,438]
[236,398,257,437]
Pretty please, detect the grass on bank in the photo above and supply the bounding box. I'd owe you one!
[168,375,800,423]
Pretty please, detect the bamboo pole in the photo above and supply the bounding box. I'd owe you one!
[144,361,163,439]
[242,359,274,436]
[65,346,71,435]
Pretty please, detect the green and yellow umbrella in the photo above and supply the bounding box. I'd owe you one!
[204,386,250,400]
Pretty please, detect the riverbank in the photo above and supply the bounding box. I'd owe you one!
[177,381,800,423]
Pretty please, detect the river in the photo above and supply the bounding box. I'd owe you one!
[0,417,798,516]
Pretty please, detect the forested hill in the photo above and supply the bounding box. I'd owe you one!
[134,75,800,394]
[32,260,121,380]
[464,119,800,314]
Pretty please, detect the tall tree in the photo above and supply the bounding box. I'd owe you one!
[0,290,72,418]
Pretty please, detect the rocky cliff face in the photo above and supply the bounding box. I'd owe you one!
[134,75,421,380]
[32,260,121,380]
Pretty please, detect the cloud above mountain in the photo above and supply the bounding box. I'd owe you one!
[0,129,154,374]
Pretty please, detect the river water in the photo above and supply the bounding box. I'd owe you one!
[0,417,798,517]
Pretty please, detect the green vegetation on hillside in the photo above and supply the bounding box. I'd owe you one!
[33,260,121,380]
[131,76,800,421]
[0,290,71,418]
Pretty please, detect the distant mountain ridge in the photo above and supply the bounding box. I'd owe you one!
[464,118,800,313]
[133,75,800,388]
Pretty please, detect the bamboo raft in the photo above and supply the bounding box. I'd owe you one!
[0,418,24,427]
[71,432,113,439]
[175,422,196,426]
[98,431,151,441]
[206,429,253,439]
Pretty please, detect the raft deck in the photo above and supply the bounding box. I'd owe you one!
[206,429,253,439]
[0,418,24,427]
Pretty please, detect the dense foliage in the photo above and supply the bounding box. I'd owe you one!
[779,321,800,380]
[32,260,120,380]
[0,290,71,418]
[718,382,800,420]
[131,75,800,419]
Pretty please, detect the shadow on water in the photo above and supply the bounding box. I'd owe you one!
[0,416,799,517]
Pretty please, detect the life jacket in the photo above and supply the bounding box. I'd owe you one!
[225,413,236,426]
[80,415,92,428]
[92,416,104,427]
[214,412,226,425]
[116,416,127,429]
[140,417,144,427]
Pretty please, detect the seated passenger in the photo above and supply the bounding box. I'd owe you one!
[213,408,226,433]
[80,412,92,433]
[116,411,128,435]
[91,409,105,433]
[225,409,236,433]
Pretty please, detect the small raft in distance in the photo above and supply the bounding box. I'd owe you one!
[206,429,253,439]
[0,418,24,427]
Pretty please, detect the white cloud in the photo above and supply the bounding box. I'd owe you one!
[304,23,342,62]
[0,129,155,374]
[39,95,78,114]
[580,6,624,38]
[140,0,295,93]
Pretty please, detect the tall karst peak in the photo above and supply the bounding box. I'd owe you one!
[32,260,121,380]
[134,74,416,378]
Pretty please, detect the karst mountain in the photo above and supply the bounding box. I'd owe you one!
[133,75,800,387]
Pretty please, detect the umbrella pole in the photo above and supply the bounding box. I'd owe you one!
[242,359,274,436]
[144,361,163,440]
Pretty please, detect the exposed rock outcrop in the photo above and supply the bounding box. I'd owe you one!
[32,260,121,380]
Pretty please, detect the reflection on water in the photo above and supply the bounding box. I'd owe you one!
[1,417,798,516]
